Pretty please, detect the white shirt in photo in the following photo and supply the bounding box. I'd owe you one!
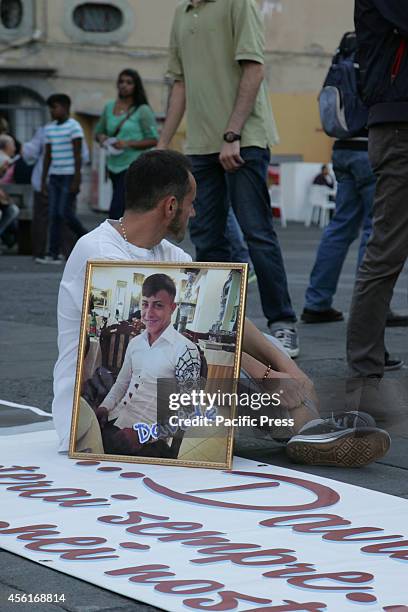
[103,324,201,430]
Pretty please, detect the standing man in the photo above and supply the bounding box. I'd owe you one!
[348,3,408,388]
[158,0,299,357]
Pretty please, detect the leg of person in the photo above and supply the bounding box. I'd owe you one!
[303,150,370,322]
[356,161,375,268]
[226,147,298,355]
[109,170,127,220]
[0,203,19,239]
[47,175,63,261]
[226,206,250,263]
[239,351,390,467]
[355,170,405,362]
[188,154,231,262]
[60,175,87,240]
[347,124,408,379]
[31,191,49,260]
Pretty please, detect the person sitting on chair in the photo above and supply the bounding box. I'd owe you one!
[96,273,201,455]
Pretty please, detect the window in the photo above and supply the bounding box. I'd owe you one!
[73,3,123,33]
[0,0,23,29]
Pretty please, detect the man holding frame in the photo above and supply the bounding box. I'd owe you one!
[53,150,390,467]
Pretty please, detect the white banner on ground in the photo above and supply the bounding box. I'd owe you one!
[0,430,407,611]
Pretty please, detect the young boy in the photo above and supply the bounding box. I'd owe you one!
[41,94,87,263]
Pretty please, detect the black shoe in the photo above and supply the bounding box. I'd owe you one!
[386,310,408,327]
[384,354,404,371]
[301,307,344,324]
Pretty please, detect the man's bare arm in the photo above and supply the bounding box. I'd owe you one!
[220,61,264,172]
[242,318,305,380]
[227,61,264,134]
[157,81,186,149]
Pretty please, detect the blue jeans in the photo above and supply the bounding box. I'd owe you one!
[0,203,19,239]
[225,207,250,264]
[48,174,87,259]
[189,147,295,324]
[109,169,127,220]
[304,149,375,311]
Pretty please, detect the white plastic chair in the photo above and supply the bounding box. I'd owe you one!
[269,185,287,228]
[305,185,336,229]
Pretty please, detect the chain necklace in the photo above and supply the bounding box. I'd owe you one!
[118,216,134,258]
[118,217,154,259]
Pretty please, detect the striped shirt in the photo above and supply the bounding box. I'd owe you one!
[45,118,84,175]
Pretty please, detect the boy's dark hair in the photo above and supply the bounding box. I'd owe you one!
[46,94,71,110]
[125,150,192,212]
[142,274,177,301]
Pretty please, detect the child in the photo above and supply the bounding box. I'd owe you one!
[41,94,87,264]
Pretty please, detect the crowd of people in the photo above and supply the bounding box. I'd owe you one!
[3,0,407,468]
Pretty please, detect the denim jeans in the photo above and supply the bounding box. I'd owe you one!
[225,207,250,264]
[189,147,295,324]
[0,203,19,239]
[48,174,87,259]
[304,148,375,311]
[109,169,127,220]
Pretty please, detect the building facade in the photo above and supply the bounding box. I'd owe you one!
[0,0,354,161]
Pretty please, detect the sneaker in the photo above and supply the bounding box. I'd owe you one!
[386,310,408,327]
[269,326,299,358]
[35,256,62,265]
[301,308,344,324]
[384,353,404,371]
[330,410,377,428]
[286,418,390,467]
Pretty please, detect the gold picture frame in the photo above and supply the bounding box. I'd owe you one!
[69,261,248,470]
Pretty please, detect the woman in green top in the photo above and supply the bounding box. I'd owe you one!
[95,69,159,219]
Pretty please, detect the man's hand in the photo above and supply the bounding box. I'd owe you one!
[41,181,48,197]
[95,406,109,429]
[267,374,317,413]
[70,175,81,194]
[219,141,244,172]
[156,140,167,150]
[113,140,128,150]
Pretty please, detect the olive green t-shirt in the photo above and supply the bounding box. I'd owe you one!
[167,0,279,155]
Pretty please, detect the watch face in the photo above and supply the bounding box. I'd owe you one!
[224,132,238,143]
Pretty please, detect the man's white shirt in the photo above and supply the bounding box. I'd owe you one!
[102,324,201,430]
[53,220,192,451]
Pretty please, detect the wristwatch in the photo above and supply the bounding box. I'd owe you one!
[223,131,241,143]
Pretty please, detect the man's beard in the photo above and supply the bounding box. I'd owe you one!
[168,208,185,243]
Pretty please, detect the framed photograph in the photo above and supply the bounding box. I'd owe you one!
[69,261,248,469]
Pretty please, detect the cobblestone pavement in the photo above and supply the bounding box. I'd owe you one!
[1,214,407,610]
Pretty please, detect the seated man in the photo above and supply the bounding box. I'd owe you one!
[53,149,390,467]
[96,273,201,456]
[313,164,335,189]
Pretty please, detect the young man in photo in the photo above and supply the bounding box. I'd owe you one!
[95,273,201,455]
[53,150,390,467]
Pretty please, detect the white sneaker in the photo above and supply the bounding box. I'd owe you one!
[269,326,299,358]
[35,256,62,265]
